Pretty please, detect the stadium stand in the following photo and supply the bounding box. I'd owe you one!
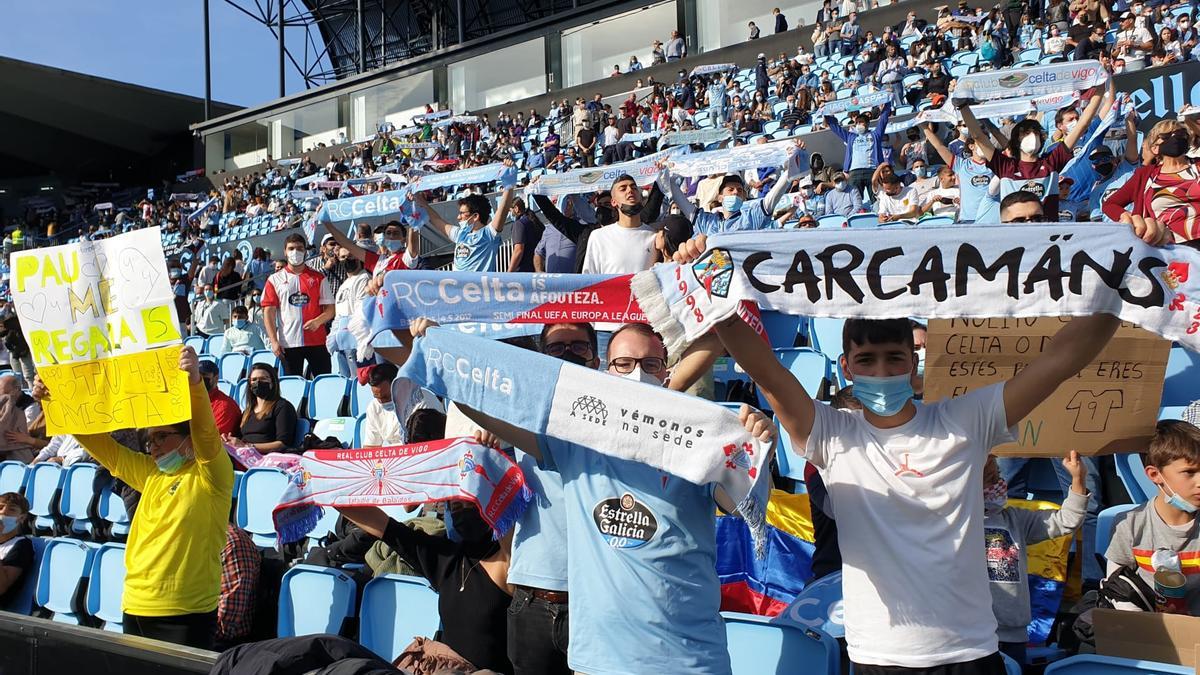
[5,0,1200,673]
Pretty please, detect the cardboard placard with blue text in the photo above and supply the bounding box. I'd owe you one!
[924,318,1169,457]
[10,227,190,435]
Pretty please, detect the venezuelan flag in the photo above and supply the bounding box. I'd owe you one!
[716,489,816,616]
[1005,499,1072,645]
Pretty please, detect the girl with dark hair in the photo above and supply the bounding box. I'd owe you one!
[962,81,1109,219]
[227,363,298,454]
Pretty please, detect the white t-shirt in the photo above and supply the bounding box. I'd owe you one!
[922,187,960,217]
[361,398,404,447]
[334,272,371,319]
[580,224,658,275]
[876,185,921,219]
[1118,26,1153,60]
[806,383,1016,667]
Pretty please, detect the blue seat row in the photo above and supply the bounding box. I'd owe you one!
[0,462,130,539]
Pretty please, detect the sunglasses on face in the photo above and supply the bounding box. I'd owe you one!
[1007,215,1041,223]
[543,341,594,358]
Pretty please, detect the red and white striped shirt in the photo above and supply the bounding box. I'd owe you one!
[261,266,333,348]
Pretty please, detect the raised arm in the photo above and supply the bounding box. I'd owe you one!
[322,212,369,262]
[490,185,516,234]
[922,123,957,166]
[667,332,724,393]
[658,164,696,220]
[531,194,589,243]
[1002,315,1121,426]
[960,104,996,161]
[1123,108,1140,164]
[761,148,802,216]
[673,239,816,446]
[1062,86,1107,151]
[414,192,454,239]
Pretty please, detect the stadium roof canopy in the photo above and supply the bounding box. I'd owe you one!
[0,56,240,182]
[287,0,594,86]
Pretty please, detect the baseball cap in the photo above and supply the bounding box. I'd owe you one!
[321,233,334,244]
[718,174,747,193]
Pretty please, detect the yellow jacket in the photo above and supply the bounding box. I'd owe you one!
[77,381,234,616]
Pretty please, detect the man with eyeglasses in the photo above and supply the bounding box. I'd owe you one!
[75,346,233,649]
[999,191,1045,223]
[410,318,768,675]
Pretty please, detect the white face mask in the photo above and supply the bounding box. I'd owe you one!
[286,249,306,266]
[855,124,868,134]
[1020,134,1039,155]
[620,366,662,386]
[1065,120,1078,135]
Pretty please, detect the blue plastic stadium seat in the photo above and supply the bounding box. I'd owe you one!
[236,468,291,548]
[36,538,96,624]
[98,483,132,539]
[352,380,374,417]
[217,380,235,397]
[206,335,226,356]
[1114,453,1155,504]
[184,335,206,354]
[723,612,839,675]
[1044,654,1192,674]
[86,542,126,632]
[234,379,248,407]
[847,214,880,229]
[359,574,441,661]
[313,417,357,448]
[59,463,98,537]
[816,215,847,229]
[294,418,312,447]
[278,376,310,414]
[309,374,350,419]
[777,348,832,399]
[220,353,248,384]
[1096,504,1139,559]
[3,536,47,614]
[278,564,357,637]
[0,460,29,495]
[1162,346,1200,407]
[250,350,282,371]
[808,318,845,362]
[26,463,65,533]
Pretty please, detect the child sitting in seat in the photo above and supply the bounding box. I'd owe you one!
[0,492,33,608]
[1106,420,1200,615]
[984,452,1088,665]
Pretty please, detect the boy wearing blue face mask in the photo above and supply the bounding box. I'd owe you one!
[1106,420,1200,615]
[0,492,32,608]
[661,147,804,236]
[223,305,265,356]
[667,241,1122,674]
[75,346,233,649]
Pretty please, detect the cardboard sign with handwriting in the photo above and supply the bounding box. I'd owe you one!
[925,318,1169,456]
[11,227,189,435]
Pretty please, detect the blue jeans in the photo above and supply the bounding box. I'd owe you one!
[998,456,1104,582]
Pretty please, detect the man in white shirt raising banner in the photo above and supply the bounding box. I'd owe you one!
[672,234,1124,675]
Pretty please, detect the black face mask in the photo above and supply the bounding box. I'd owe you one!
[250,381,273,399]
[559,351,591,367]
[448,503,496,555]
[619,203,644,217]
[341,259,361,274]
[1161,135,1190,158]
[596,205,618,225]
[1093,162,1115,178]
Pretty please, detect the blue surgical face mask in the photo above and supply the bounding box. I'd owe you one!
[381,401,396,412]
[458,217,475,229]
[155,440,188,474]
[174,283,187,298]
[385,238,405,252]
[851,372,914,417]
[0,515,19,535]
[235,319,249,329]
[1161,482,1199,514]
[722,195,744,213]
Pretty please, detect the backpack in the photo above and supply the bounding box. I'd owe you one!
[1071,564,1157,645]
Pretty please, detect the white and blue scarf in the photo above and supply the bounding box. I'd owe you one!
[411,163,517,192]
[952,60,1107,105]
[398,328,774,554]
[632,224,1200,356]
[816,90,892,118]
